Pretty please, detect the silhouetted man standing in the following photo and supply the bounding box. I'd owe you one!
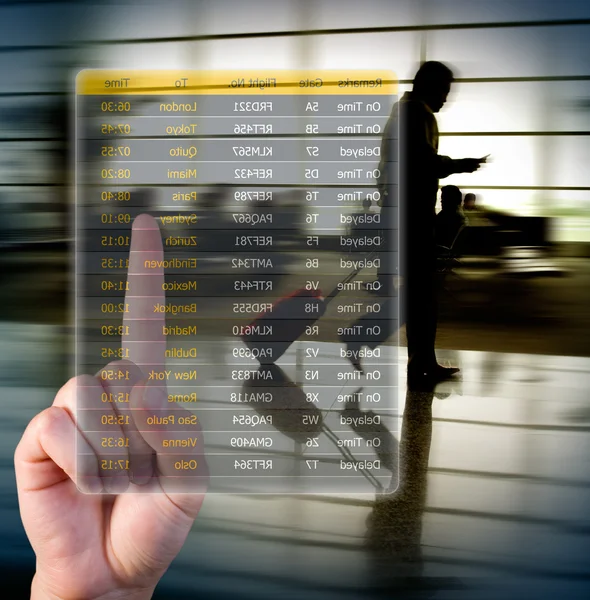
[378,61,486,382]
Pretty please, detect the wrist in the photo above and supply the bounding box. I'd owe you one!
[96,589,156,600]
[31,573,156,600]
[31,574,55,600]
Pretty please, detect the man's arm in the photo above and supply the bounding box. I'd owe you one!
[405,103,480,178]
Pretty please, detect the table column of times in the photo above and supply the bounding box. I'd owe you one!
[75,70,399,494]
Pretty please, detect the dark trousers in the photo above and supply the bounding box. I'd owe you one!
[346,242,438,370]
[404,254,438,370]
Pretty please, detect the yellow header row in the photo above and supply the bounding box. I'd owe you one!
[76,70,398,95]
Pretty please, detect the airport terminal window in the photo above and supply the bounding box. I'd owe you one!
[428,28,547,79]
[312,0,418,30]
[2,4,590,280]
[196,0,300,35]
[98,43,188,70]
[441,136,539,189]
[309,32,421,75]
[549,80,590,132]
[88,0,201,41]
[206,38,300,69]
[541,26,590,77]
[549,136,590,189]
[436,82,542,134]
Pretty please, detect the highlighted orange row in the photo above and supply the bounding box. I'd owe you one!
[76,70,398,95]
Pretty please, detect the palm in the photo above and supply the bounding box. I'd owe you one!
[20,478,120,598]
[19,466,202,598]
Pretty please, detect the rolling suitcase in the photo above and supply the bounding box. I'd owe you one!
[240,252,376,365]
[243,365,386,491]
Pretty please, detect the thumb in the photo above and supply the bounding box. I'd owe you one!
[15,378,103,496]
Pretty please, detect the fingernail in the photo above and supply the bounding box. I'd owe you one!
[130,456,155,486]
[88,477,104,494]
[79,476,103,495]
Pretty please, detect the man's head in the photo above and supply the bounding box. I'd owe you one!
[412,61,454,113]
[463,192,477,210]
[441,185,462,211]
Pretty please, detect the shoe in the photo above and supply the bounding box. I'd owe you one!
[430,364,460,380]
[407,364,460,389]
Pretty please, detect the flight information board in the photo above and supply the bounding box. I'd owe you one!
[75,70,400,495]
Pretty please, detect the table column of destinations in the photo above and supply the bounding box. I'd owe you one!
[75,70,400,494]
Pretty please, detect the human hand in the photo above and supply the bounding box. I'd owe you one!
[15,214,208,600]
[457,157,486,173]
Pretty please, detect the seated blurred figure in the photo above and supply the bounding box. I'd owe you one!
[463,191,498,227]
[463,191,477,213]
[435,185,466,249]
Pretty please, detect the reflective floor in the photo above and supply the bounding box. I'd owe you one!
[2,322,590,598]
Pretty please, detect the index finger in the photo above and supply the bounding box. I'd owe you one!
[122,214,166,379]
